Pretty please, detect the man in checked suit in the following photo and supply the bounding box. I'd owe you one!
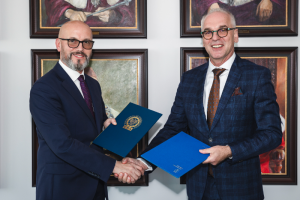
[30,21,143,200]
[116,8,282,200]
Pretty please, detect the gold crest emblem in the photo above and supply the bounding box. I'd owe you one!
[123,115,142,131]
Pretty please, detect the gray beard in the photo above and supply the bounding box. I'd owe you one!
[62,52,90,72]
[91,0,100,7]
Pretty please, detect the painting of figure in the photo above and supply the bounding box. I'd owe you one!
[41,0,136,28]
[191,0,286,27]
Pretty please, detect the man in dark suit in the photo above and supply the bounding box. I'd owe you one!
[30,21,143,200]
[116,8,282,200]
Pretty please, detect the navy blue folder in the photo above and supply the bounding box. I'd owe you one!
[93,102,162,157]
[141,131,210,178]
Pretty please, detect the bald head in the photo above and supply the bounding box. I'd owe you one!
[59,21,93,39]
[201,8,236,31]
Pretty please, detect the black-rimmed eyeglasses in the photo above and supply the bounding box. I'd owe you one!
[59,38,94,50]
[201,28,236,40]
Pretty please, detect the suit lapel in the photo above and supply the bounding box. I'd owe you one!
[53,63,97,130]
[209,56,242,131]
[194,63,210,133]
[85,76,102,133]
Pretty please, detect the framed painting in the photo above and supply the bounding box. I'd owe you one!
[180,0,298,37]
[31,49,148,186]
[30,0,147,38]
[180,47,297,185]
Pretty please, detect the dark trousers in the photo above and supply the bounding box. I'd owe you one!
[93,181,106,200]
[202,175,221,200]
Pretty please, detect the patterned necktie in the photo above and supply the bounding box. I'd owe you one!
[207,68,226,129]
[78,75,95,119]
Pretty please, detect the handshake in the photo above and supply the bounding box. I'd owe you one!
[112,157,148,184]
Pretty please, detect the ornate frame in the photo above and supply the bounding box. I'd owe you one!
[180,0,298,37]
[30,0,147,38]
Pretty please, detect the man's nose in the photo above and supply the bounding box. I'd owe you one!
[76,42,84,50]
[211,31,220,41]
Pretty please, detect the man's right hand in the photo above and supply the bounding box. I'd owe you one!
[65,9,91,22]
[114,158,148,184]
[112,160,143,184]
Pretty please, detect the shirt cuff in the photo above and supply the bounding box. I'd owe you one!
[137,158,153,171]
[226,144,233,159]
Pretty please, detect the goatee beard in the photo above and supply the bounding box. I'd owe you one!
[63,51,90,72]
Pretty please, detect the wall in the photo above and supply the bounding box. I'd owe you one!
[0,0,299,199]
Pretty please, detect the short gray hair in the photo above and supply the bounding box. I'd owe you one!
[200,8,236,31]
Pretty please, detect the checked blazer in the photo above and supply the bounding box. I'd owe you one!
[30,63,116,200]
[144,55,282,200]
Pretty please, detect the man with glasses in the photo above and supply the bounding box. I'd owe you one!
[30,21,143,200]
[117,8,281,200]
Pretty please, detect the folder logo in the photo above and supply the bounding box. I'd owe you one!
[123,115,142,131]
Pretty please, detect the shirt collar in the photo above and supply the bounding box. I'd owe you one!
[59,60,85,82]
[208,52,236,72]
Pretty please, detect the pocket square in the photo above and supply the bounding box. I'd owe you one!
[232,87,243,96]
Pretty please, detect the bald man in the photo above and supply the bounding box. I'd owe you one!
[30,21,142,200]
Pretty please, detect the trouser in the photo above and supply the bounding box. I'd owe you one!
[202,175,221,200]
[93,180,106,200]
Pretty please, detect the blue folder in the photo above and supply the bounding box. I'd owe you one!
[93,102,162,157]
[141,132,210,178]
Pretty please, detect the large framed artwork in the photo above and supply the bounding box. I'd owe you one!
[180,47,297,185]
[180,0,298,37]
[30,0,147,38]
[31,49,148,186]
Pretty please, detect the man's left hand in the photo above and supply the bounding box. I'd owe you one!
[200,145,232,165]
[103,118,117,129]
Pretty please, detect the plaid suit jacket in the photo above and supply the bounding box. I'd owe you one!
[145,55,282,200]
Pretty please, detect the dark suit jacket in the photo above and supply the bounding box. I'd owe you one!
[144,56,282,200]
[30,63,116,200]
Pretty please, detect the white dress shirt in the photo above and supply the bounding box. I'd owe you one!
[203,53,236,119]
[59,60,85,98]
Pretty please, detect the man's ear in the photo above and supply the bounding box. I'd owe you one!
[234,29,239,43]
[55,38,61,52]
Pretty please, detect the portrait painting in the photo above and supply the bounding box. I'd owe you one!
[180,0,298,37]
[32,49,149,186]
[180,47,297,184]
[41,0,136,28]
[191,0,286,27]
[30,0,147,38]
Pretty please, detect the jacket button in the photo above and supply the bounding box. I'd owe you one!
[208,137,213,143]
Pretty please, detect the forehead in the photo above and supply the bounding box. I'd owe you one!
[203,12,232,30]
